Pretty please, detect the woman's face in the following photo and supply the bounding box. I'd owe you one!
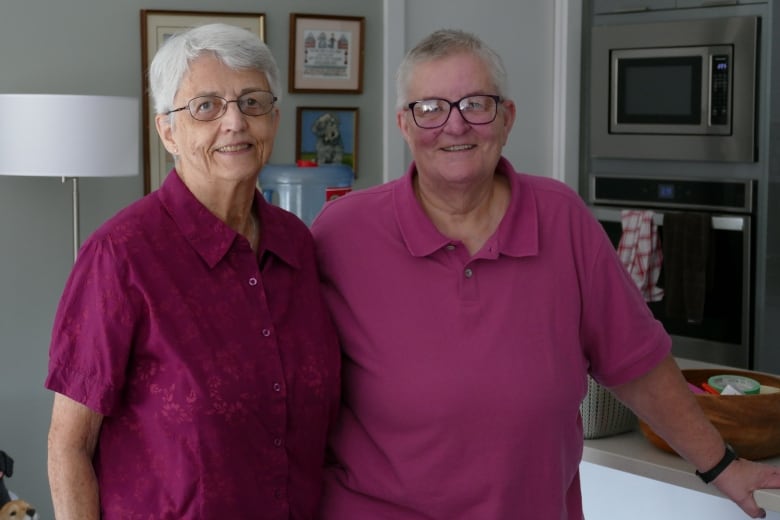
[396,52,515,187]
[156,53,279,187]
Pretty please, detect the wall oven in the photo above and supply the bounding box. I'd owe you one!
[589,175,756,368]
[589,15,759,162]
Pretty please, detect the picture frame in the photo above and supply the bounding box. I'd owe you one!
[288,14,365,94]
[140,10,266,193]
[296,107,359,177]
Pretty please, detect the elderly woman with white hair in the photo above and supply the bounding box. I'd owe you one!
[45,23,340,519]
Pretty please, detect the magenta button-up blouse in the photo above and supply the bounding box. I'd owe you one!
[46,170,340,519]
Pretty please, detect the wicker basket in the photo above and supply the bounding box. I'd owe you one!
[580,376,637,439]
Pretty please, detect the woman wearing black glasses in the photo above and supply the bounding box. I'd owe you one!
[311,28,780,519]
[46,23,340,520]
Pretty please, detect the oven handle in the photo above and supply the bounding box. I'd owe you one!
[589,206,746,232]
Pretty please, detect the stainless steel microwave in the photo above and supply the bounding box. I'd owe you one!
[589,16,759,162]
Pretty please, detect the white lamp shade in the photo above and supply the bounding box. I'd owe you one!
[0,94,139,178]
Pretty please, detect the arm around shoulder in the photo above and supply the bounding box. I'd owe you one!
[47,392,103,520]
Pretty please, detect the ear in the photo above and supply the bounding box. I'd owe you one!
[397,109,412,144]
[499,99,517,146]
[155,113,178,156]
[270,107,281,134]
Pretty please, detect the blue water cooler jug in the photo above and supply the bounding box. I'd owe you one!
[259,163,354,226]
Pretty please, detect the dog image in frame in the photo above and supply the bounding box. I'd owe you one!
[296,107,358,174]
[311,112,345,166]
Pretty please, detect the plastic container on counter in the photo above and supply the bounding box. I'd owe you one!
[259,163,354,226]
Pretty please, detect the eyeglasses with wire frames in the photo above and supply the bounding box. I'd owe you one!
[406,94,502,129]
[166,90,278,121]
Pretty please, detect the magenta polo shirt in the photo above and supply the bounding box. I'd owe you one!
[46,170,340,520]
[311,157,670,520]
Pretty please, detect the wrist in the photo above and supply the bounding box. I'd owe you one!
[696,444,739,484]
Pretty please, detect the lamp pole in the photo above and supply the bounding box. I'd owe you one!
[66,177,79,262]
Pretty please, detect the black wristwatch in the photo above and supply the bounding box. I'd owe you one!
[696,444,739,484]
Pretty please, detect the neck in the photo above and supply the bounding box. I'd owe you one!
[416,173,510,255]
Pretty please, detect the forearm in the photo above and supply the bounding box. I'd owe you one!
[609,355,726,472]
[48,444,101,519]
[47,392,103,520]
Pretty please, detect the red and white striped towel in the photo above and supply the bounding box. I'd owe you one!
[616,210,664,302]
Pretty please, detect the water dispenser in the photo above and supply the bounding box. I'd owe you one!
[259,162,354,226]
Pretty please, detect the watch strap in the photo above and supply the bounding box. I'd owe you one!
[696,444,738,484]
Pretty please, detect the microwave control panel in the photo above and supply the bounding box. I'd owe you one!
[710,55,730,126]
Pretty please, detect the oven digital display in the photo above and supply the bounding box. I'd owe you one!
[658,183,675,200]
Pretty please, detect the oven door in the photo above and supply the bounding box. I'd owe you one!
[590,206,752,368]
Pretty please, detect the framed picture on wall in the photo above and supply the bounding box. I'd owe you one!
[288,14,365,94]
[140,10,266,193]
[296,106,359,177]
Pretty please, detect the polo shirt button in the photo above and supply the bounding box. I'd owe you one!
[249,277,258,286]
[262,328,271,337]
[273,382,282,392]
[273,438,283,447]
[464,268,473,278]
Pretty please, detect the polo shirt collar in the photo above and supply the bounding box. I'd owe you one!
[157,169,301,269]
[393,156,539,258]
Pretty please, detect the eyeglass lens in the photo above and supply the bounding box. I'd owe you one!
[188,90,276,121]
[410,95,499,129]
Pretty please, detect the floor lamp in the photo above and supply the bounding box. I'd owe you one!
[0,94,139,261]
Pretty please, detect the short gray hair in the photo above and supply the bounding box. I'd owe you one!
[148,23,282,115]
[395,29,508,110]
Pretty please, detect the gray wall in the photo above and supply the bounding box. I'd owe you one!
[0,0,382,517]
[0,1,562,517]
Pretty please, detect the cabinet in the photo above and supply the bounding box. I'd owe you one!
[595,0,764,13]
[593,0,675,13]
[677,0,765,7]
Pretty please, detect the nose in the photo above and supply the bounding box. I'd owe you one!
[220,101,248,129]
[441,106,471,132]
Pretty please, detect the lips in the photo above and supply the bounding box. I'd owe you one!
[442,144,475,152]
[216,143,252,152]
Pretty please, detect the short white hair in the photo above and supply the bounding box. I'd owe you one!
[395,28,508,110]
[148,23,281,115]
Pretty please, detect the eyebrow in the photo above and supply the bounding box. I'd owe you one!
[190,87,270,98]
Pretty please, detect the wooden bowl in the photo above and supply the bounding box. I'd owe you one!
[639,368,780,460]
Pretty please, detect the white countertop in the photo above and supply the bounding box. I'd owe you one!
[582,358,780,512]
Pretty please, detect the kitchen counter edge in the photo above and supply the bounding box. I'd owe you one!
[582,357,780,512]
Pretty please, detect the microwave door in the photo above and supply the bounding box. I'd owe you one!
[609,46,732,136]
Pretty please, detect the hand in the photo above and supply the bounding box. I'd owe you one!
[713,458,780,518]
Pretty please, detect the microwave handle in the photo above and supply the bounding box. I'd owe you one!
[604,6,650,13]
[696,0,738,6]
[589,206,745,232]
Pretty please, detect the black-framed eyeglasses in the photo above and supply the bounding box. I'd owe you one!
[166,90,277,121]
[406,94,502,129]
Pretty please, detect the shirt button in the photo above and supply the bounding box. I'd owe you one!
[273,438,283,447]
[262,328,271,337]
[273,382,282,392]
[446,244,455,251]
[464,268,473,278]
[249,277,258,286]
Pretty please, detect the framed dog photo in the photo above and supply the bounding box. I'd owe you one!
[140,10,266,193]
[296,107,359,176]
[288,14,365,93]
